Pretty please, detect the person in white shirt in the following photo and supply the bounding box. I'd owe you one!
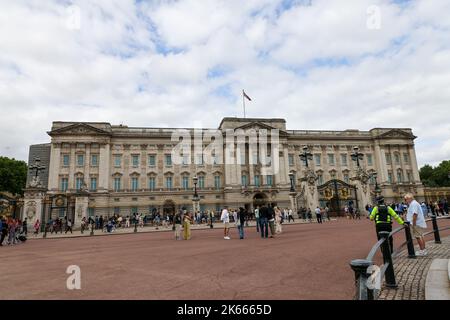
[315,207,323,224]
[404,193,428,256]
[221,208,231,240]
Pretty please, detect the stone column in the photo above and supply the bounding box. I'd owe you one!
[374,142,387,183]
[408,144,421,182]
[48,143,61,191]
[99,143,110,192]
[289,192,297,215]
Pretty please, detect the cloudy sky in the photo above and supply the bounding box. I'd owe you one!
[0,0,449,167]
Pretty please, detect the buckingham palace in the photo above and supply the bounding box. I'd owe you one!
[22,117,425,228]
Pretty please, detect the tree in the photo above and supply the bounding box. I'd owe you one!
[0,157,28,195]
[420,160,450,187]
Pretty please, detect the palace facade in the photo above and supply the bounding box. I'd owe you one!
[23,117,425,227]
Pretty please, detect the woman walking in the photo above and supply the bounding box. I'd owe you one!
[275,207,282,234]
[173,210,183,240]
[182,211,192,240]
[33,219,40,236]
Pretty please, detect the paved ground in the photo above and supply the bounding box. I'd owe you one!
[1,218,448,300]
[378,236,450,300]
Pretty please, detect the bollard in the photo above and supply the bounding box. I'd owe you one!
[43,225,47,238]
[379,231,398,288]
[403,222,416,258]
[430,215,441,244]
[134,222,138,233]
[349,259,374,300]
[90,223,94,236]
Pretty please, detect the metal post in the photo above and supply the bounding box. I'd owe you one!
[379,231,398,288]
[134,220,138,233]
[430,215,441,244]
[90,222,94,236]
[403,222,416,258]
[349,259,374,300]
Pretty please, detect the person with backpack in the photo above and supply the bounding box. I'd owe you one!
[370,196,404,253]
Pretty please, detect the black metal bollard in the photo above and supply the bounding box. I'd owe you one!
[43,225,47,238]
[403,222,416,258]
[134,222,138,233]
[349,259,374,300]
[379,231,398,288]
[430,215,441,244]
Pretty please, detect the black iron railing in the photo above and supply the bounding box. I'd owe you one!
[350,215,450,300]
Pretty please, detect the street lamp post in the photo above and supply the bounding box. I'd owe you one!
[299,146,313,168]
[351,146,364,168]
[289,172,295,192]
[372,171,382,197]
[192,176,199,215]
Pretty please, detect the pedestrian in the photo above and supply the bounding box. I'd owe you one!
[258,205,268,238]
[221,207,231,240]
[275,207,282,234]
[182,211,192,240]
[307,208,312,222]
[236,207,246,239]
[33,219,40,236]
[65,219,73,234]
[315,207,322,224]
[0,216,7,245]
[173,210,182,240]
[443,199,449,216]
[80,217,87,234]
[404,193,428,256]
[254,206,260,232]
[288,208,295,223]
[370,196,404,254]
[324,206,330,221]
[8,218,17,245]
[267,204,276,238]
[22,218,28,236]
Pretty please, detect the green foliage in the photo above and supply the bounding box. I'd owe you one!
[420,160,450,187]
[0,157,28,195]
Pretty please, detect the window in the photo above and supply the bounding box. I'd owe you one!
[254,175,260,187]
[343,174,349,184]
[63,155,70,167]
[182,155,189,166]
[88,208,95,217]
[148,155,156,166]
[182,176,189,190]
[328,154,335,165]
[315,154,321,166]
[341,154,347,166]
[214,175,221,190]
[241,175,248,187]
[196,154,204,165]
[114,155,122,167]
[388,172,393,184]
[288,154,294,166]
[77,154,84,166]
[317,174,323,185]
[165,154,172,166]
[403,153,410,164]
[132,155,139,167]
[166,176,173,189]
[394,154,400,165]
[59,208,65,218]
[148,177,156,190]
[385,153,391,165]
[367,154,373,166]
[90,178,97,191]
[114,177,121,192]
[397,171,403,183]
[114,207,120,215]
[407,171,412,182]
[61,178,68,192]
[240,151,246,165]
[76,177,83,191]
[266,175,273,186]
[198,176,205,189]
[131,177,139,191]
[131,207,138,215]
[91,154,98,167]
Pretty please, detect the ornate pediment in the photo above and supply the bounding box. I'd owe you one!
[234,122,289,136]
[376,129,416,140]
[48,123,111,137]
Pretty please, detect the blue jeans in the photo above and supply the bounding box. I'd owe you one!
[237,225,244,239]
[255,218,260,232]
[259,218,268,238]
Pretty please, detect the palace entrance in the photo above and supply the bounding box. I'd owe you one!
[163,200,176,216]
[317,179,358,217]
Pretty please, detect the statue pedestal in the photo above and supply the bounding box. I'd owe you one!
[355,181,371,214]
[23,188,47,230]
[74,196,89,229]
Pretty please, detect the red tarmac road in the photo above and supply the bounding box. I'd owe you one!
[1,218,448,300]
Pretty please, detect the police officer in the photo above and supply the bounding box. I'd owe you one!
[370,196,404,253]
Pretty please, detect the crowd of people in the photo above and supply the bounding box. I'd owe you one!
[0,216,28,246]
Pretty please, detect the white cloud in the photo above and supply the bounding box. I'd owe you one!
[0,0,449,168]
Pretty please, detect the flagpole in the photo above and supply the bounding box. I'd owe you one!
[242,90,246,118]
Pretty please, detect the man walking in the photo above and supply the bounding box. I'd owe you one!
[370,196,404,253]
[22,218,28,236]
[173,210,182,240]
[65,219,73,234]
[236,207,246,239]
[315,207,323,224]
[220,207,231,240]
[0,216,6,245]
[254,206,260,233]
[288,208,295,223]
[267,204,275,238]
[404,193,428,256]
[259,204,269,239]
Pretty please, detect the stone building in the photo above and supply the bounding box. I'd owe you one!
[22,117,425,228]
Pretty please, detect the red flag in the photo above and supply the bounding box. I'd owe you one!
[243,90,252,101]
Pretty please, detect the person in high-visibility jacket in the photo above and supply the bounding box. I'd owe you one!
[370,196,404,253]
